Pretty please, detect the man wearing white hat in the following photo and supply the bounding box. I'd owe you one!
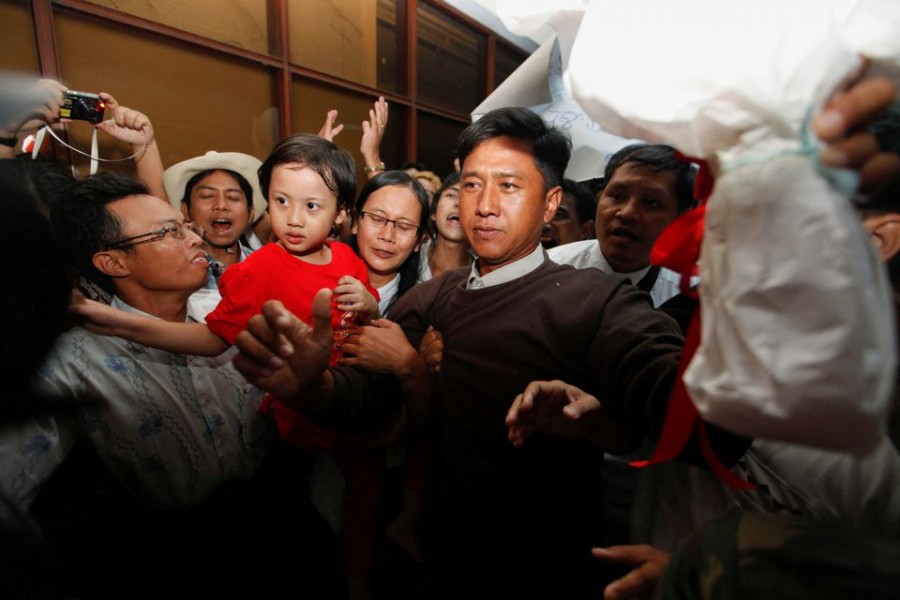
[163,151,269,288]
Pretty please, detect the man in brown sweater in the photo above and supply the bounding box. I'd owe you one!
[233,107,684,598]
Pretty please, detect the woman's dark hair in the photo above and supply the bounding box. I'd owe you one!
[350,170,429,314]
[181,168,254,210]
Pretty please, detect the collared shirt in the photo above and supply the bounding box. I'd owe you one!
[204,243,254,289]
[6,297,270,510]
[466,244,545,289]
[548,239,682,307]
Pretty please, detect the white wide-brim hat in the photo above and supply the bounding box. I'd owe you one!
[163,151,266,221]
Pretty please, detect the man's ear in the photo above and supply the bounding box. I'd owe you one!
[543,186,562,223]
[334,208,347,227]
[866,213,900,261]
[180,201,191,221]
[581,219,595,239]
[92,250,130,279]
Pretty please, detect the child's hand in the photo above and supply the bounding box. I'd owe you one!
[69,289,131,337]
[333,276,379,317]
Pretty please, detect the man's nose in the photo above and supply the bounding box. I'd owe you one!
[475,187,499,217]
[616,198,640,220]
[212,193,228,210]
[185,228,204,247]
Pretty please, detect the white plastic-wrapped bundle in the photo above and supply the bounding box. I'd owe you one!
[501,0,900,453]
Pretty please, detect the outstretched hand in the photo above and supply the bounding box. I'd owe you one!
[592,545,671,600]
[233,289,334,403]
[505,380,638,453]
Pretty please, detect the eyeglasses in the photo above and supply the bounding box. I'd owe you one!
[104,221,205,250]
[358,211,420,237]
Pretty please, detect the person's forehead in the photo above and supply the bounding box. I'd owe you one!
[607,163,678,196]
[464,135,537,174]
[192,170,245,193]
[363,185,421,219]
[111,194,180,229]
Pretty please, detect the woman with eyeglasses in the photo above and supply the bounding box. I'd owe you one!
[349,170,430,314]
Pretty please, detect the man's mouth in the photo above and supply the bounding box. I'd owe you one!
[609,227,639,241]
[210,218,233,233]
[191,252,209,266]
[372,248,395,260]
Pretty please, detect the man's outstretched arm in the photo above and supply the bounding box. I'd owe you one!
[233,288,335,412]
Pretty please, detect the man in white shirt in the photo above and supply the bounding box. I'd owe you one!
[548,144,696,307]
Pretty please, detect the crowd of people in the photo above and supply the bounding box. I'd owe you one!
[1,66,899,600]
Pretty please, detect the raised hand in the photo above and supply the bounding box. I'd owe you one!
[317,108,345,142]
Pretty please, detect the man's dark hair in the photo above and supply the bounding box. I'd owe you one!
[561,179,596,224]
[258,134,357,209]
[457,107,571,192]
[182,168,254,210]
[51,173,148,294]
[602,144,696,213]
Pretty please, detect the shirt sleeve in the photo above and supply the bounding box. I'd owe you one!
[205,262,264,346]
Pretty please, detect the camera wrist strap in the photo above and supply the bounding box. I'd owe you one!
[32,124,146,175]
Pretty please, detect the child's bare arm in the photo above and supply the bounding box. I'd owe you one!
[71,294,230,356]
[333,275,380,321]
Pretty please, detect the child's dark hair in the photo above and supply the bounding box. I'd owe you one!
[258,134,357,209]
[350,171,429,314]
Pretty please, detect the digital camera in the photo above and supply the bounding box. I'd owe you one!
[61,90,105,124]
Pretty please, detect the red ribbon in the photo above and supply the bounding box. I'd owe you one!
[632,155,754,491]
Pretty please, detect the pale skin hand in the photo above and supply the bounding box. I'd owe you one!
[361,96,388,177]
[813,75,900,194]
[505,380,638,454]
[317,109,345,141]
[0,78,66,158]
[592,545,671,600]
[95,93,167,201]
[418,326,443,376]
[333,275,380,319]
[233,291,335,411]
